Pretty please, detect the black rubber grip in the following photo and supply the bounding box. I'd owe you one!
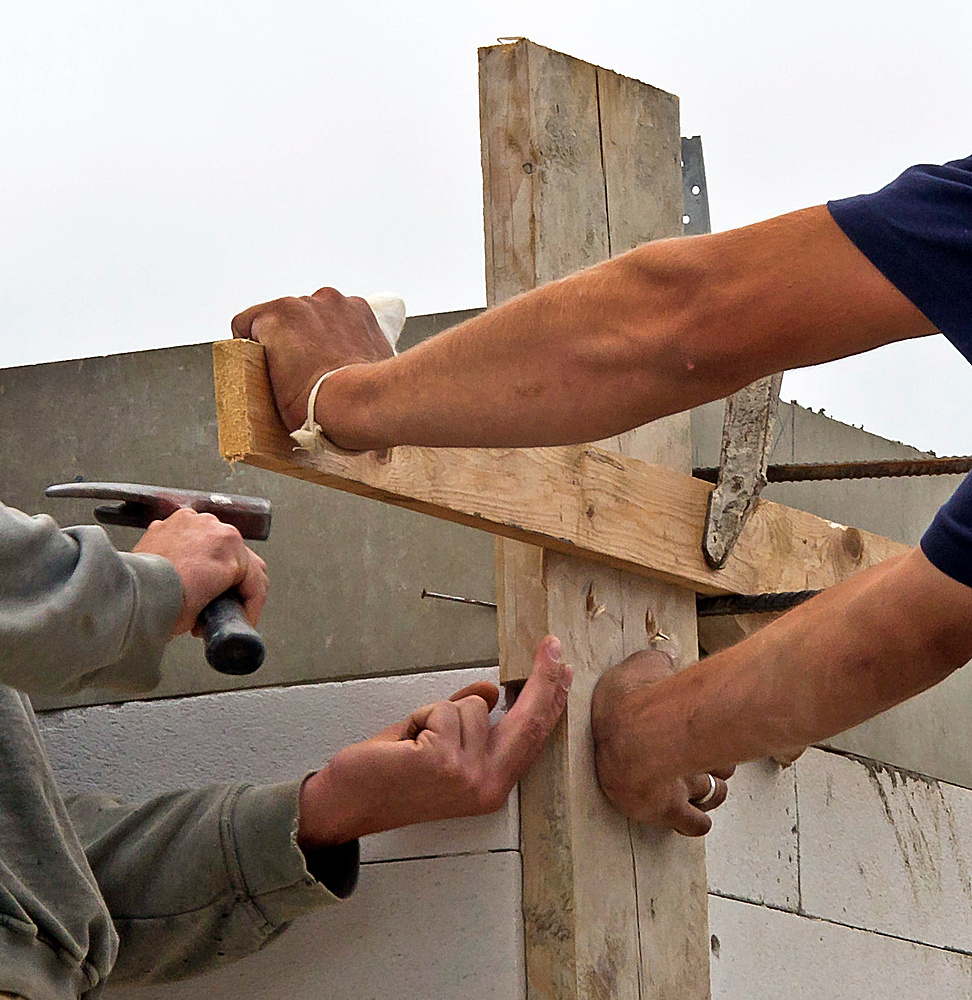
[196,592,265,676]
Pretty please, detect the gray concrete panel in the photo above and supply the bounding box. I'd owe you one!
[708,894,972,999]
[104,853,525,1000]
[0,311,496,709]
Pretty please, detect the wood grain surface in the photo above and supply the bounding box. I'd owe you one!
[215,336,908,600]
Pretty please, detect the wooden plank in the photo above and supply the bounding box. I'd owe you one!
[619,576,710,999]
[481,38,709,1000]
[479,42,608,304]
[215,336,909,599]
[518,554,642,999]
[598,64,709,999]
[481,39,641,1000]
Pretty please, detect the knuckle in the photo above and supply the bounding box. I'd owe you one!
[459,694,490,716]
[262,296,311,324]
[477,781,508,815]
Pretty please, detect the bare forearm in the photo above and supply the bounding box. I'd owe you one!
[319,206,935,450]
[603,548,972,783]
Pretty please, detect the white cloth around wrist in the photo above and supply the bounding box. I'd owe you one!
[290,366,365,457]
[289,291,406,459]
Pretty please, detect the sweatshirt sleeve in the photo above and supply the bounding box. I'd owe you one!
[0,502,183,695]
[66,780,358,985]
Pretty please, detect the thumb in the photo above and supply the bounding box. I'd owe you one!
[490,636,572,781]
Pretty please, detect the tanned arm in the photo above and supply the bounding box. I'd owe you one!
[591,548,972,833]
[232,205,936,450]
[231,203,950,837]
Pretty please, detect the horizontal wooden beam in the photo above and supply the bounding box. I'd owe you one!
[213,338,909,597]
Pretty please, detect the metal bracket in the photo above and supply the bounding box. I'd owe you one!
[682,137,785,569]
[681,136,711,236]
[702,373,784,568]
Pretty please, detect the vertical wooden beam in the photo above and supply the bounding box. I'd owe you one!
[480,39,711,999]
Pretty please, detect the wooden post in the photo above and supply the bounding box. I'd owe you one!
[214,40,908,998]
[480,40,710,998]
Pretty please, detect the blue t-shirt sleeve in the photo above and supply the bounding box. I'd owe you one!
[828,155,972,587]
[828,155,972,364]
[921,472,972,588]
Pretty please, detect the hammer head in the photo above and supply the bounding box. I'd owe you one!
[45,482,272,540]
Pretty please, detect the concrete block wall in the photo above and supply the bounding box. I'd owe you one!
[37,667,525,999]
[37,678,972,997]
[9,325,972,994]
[707,752,972,997]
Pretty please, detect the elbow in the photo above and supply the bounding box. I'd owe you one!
[618,238,768,407]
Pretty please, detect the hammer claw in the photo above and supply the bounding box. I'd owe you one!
[94,500,163,529]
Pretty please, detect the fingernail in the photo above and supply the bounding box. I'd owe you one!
[560,664,574,693]
[544,636,562,662]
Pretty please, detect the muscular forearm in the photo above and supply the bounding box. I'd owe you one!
[319,206,936,450]
[599,548,972,788]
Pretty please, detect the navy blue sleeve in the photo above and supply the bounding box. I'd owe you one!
[828,155,972,364]
[828,155,972,588]
[921,472,972,588]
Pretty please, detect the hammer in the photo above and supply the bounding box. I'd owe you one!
[46,482,271,676]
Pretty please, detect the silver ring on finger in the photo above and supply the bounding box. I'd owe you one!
[691,773,718,807]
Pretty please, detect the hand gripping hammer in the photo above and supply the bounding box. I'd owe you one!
[45,482,271,676]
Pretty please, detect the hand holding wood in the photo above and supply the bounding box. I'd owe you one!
[592,649,734,836]
[231,286,401,440]
[297,636,572,849]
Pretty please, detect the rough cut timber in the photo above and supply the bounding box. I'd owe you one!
[212,36,916,1000]
[479,38,708,999]
[214,337,909,599]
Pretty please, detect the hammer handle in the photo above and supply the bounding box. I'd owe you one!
[196,592,265,676]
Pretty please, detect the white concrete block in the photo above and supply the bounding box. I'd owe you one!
[709,895,972,999]
[705,759,799,910]
[37,667,518,862]
[105,851,525,1000]
[796,749,972,951]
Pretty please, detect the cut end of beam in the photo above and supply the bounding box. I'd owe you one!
[213,338,296,465]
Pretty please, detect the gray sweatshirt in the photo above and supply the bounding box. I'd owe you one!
[0,503,356,995]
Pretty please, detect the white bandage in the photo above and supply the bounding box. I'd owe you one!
[290,292,406,458]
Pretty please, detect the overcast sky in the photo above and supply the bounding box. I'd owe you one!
[2,1,971,454]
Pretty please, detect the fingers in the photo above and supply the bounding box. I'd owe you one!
[685,772,730,813]
[670,800,714,837]
[367,680,499,745]
[490,636,572,784]
[231,301,274,340]
[405,699,464,745]
[452,695,492,755]
[367,718,414,743]
[235,548,269,627]
[449,681,500,712]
